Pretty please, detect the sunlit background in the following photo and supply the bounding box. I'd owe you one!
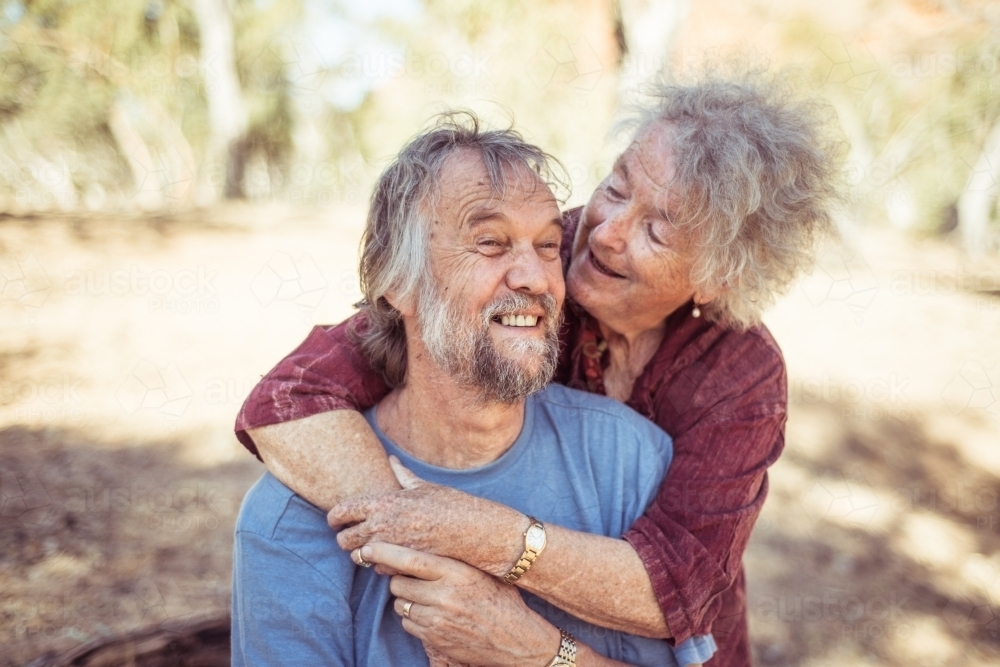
[1,0,999,665]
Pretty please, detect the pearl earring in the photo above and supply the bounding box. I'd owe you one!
[692,303,701,318]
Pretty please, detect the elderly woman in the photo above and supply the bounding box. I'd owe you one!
[235,75,841,667]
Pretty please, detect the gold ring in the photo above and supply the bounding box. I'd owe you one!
[402,600,413,619]
[355,550,373,568]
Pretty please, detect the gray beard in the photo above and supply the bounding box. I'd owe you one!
[417,287,561,404]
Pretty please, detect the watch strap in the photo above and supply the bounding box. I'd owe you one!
[502,516,544,584]
[546,629,577,667]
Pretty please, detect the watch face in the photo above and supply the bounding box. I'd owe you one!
[526,524,546,551]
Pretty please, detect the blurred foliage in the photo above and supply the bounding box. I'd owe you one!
[0,0,998,241]
[0,0,301,208]
[232,0,297,176]
[341,0,620,206]
[0,0,205,206]
[781,10,1000,234]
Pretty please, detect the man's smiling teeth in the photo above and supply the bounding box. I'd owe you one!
[499,315,538,327]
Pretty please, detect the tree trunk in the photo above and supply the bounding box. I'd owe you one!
[191,0,250,201]
[107,101,165,210]
[615,0,690,102]
[956,118,1000,255]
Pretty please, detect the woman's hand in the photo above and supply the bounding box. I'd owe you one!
[329,457,525,577]
[359,542,560,667]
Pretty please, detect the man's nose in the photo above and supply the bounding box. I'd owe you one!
[505,247,550,295]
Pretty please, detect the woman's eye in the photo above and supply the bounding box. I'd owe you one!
[647,223,664,245]
[606,186,625,200]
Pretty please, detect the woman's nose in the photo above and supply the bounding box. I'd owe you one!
[589,213,629,254]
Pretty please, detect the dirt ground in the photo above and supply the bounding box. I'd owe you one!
[1,206,999,666]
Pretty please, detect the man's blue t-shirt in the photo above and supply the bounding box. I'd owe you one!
[232,384,717,666]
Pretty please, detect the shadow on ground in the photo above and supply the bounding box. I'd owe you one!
[0,424,261,667]
[748,400,1000,666]
[3,400,999,666]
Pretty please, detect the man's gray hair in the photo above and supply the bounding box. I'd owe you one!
[630,71,845,330]
[352,111,567,387]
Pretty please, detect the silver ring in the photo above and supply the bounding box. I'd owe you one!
[402,600,413,619]
[355,550,373,568]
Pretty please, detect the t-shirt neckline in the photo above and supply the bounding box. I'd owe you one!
[362,390,539,485]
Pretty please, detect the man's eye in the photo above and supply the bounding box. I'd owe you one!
[478,239,504,252]
[606,186,625,200]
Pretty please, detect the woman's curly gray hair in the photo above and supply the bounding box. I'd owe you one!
[630,72,845,330]
[353,111,567,387]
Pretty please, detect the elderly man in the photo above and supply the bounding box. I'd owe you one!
[231,117,716,666]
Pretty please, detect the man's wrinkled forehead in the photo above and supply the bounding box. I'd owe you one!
[429,149,558,229]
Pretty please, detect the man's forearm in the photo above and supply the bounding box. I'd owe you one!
[248,410,399,509]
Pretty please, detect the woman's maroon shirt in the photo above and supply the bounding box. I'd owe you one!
[234,208,787,667]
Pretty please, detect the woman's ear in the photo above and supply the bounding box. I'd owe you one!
[693,286,723,306]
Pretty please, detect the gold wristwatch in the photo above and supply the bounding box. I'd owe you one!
[546,629,577,666]
[502,516,546,584]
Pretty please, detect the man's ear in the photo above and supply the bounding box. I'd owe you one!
[384,290,417,318]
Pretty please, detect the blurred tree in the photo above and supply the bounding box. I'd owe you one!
[0,0,299,210]
[957,119,1000,254]
[780,7,1000,251]
[952,5,1000,254]
[615,0,689,101]
[191,0,249,200]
